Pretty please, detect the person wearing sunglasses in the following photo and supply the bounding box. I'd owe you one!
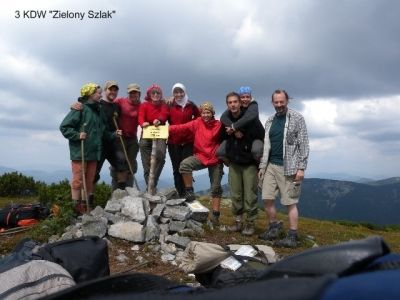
[138,84,169,191]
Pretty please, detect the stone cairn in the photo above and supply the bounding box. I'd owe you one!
[55,187,210,264]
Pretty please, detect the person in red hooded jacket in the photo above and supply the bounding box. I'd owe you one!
[169,101,223,226]
[138,84,169,190]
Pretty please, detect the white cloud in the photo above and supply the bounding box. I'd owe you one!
[233,15,263,49]
[302,99,339,137]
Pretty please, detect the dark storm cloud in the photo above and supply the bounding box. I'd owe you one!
[3,0,400,117]
[1,0,400,176]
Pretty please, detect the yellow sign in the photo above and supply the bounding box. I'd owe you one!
[142,125,169,139]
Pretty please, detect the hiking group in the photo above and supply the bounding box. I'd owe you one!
[60,82,309,248]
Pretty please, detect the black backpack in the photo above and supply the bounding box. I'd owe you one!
[0,203,49,228]
[37,236,110,283]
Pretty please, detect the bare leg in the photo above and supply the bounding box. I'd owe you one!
[264,199,277,223]
[212,197,221,212]
[287,204,298,230]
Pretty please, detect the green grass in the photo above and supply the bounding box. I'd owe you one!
[0,196,39,208]
[198,196,400,255]
[1,195,400,259]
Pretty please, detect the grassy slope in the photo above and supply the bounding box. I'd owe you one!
[1,196,400,259]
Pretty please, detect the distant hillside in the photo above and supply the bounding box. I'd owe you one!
[299,178,400,225]
[0,166,226,191]
[201,177,400,226]
[2,166,398,225]
[365,177,400,186]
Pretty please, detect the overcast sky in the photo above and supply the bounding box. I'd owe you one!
[0,0,399,180]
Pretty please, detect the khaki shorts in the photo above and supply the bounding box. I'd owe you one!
[261,163,301,205]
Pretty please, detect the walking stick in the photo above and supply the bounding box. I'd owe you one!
[81,123,89,213]
[147,139,158,195]
[113,112,139,190]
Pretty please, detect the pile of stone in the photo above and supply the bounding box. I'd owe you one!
[55,187,210,263]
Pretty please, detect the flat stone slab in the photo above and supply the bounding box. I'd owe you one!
[151,204,165,219]
[90,206,105,217]
[144,193,165,204]
[157,187,179,199]
[166,198,186,206]
[186,201,209,223]
[165,235,191,249]
[121,196,146,223]
[169,220,187,232]
[81,215,108,238]
[126,187,142,197]
[105,199,122,213]
[163,206,190,221]
[108,221,144,242]
[186,219,205,234]
[111,189,128,200]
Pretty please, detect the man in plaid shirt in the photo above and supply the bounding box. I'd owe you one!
[258,89,309,248]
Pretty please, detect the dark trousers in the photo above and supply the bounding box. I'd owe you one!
[168,143,193,196]
[95,141,118,183]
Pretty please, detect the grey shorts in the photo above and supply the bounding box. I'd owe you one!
[180,155,223,197]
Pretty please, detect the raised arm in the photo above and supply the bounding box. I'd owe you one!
[231,101,259,130]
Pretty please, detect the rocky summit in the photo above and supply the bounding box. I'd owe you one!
[52,187,209,265]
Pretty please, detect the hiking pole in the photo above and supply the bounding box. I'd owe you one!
[113,112,139,190]
[147,139,157,195]
[81,123,89,213]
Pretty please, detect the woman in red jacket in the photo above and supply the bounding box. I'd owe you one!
[138,84,169,191]
[167,83,200,197]
[169,102,223,226]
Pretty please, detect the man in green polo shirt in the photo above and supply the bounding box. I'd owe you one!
[258,89,310,248]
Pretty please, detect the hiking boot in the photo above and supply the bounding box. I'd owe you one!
[228,215,242,232]
[184,187,196,202]
[276,234,298,248]
[258,221,283,241]
[88,194,95,210]
[117,181,127,190]
[74,200,86,215]
[211,211,220,227]
[228,221,243,232]
[241,222,255,236]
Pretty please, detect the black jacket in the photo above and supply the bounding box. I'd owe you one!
[221,110,265,165]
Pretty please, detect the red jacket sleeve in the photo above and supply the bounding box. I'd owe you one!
[158,102,169,124]
[169,119,196,137]
[138,102,147,126]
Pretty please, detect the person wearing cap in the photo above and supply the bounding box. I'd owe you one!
[70,80,128,193]
[221,92,265,236]
[138,84,169,190]
[60,83,121,214]
[169,101,223,226]
[218,86,264,164]
[112,83,141,189]
[167,83,200,197]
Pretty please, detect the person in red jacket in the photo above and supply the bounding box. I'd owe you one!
[169,102,223,226]
[167,83,200,197]
[138,84,169,190]
[112,83,141,189]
